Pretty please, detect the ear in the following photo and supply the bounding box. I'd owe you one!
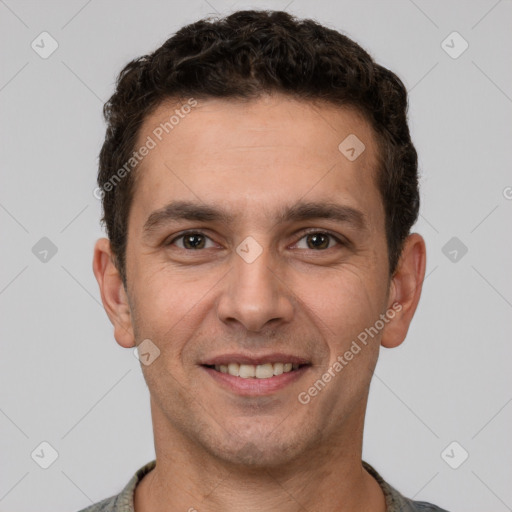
[92,238,135,348]
[381,233,427,349]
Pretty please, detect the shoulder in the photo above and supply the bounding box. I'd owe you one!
[74,460,157,512]
[362,461,451,512]
[75,495,118,512]
[398,497,451,512]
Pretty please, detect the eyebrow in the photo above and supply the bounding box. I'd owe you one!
[142,200,368,238]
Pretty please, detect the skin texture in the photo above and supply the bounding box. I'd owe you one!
[93,94,426,512]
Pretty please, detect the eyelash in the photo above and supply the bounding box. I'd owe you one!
[166,229,346,251]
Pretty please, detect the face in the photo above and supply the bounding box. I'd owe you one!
[117,95,396,467]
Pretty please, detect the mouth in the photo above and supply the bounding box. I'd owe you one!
[203,362,308,379]
[200,355,312,395]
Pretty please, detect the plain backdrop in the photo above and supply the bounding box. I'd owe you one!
[1,1,511,511]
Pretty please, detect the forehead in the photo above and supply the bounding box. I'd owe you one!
[130,94,383,230]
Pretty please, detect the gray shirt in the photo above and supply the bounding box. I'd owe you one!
[76,459,449,512]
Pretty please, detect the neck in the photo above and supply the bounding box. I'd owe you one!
[135,409,386,512]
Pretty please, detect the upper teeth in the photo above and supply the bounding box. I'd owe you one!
[214,363,300,379]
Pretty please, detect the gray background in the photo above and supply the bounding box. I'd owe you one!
[1,0,511,511]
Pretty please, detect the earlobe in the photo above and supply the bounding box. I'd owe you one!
[92,238,135,348]
[381,233,427,349]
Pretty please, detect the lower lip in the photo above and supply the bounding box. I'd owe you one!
[202,366,309,395]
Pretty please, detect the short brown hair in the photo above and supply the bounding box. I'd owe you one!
[98,9,419,285]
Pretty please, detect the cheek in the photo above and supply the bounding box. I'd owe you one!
[129,263,218,353]
[293,263,385,342]
[133,256,199,309]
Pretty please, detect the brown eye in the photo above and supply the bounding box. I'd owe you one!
[306,233,330,249]
[295,232,342,251]
[169,232,214,250]
[183,234,205,249]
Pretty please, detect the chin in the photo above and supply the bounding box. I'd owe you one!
[202,428,308,469]
[218,445,298,469]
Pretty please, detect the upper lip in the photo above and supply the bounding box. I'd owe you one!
[201,353,310,366]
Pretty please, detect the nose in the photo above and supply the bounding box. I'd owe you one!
[216,243,294,333]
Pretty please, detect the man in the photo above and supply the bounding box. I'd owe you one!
[83,9,448,512]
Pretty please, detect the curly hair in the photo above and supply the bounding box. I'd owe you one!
[98,9,419,286]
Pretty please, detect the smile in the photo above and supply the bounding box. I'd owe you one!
[206,362,303,379]
[201,359,311,395]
